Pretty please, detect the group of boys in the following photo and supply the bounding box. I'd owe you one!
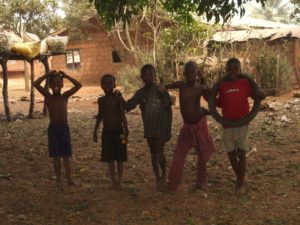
[34,57,264,194]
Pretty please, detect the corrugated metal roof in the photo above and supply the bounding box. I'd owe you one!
[211,27,300,43]
[229,17,294,29]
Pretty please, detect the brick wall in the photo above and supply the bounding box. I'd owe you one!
[51,25,138,85]
[50,18,155,85]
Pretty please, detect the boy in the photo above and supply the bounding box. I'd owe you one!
[34,70,82,187]
[119,64,172,191]
[216,57,264,194]
[164,61,215,191]
[93,74,128,189]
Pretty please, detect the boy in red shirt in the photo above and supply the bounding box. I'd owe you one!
[217,58,264,194]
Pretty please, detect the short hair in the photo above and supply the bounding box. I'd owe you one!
[226,58,241,68]
[184,61,199,73]
[141,64,155,75]
[48,70,62,83]
[101,74,116,84]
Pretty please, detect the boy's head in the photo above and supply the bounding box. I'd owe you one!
[49,70,63,93]
[184,61,198,82]
[140,64,156,85]
[101,74,116,93]
[226,58,241,78]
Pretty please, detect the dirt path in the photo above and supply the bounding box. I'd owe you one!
[0,86,299,225]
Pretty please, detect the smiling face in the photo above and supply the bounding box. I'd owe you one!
[226,58,241,78]
[184,62,198,83]
[101,76,116,94]
[141,67,155,85]
[49,75,63,94]
[226,63,241,78]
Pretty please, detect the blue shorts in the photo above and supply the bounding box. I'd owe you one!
[48,124,72,158]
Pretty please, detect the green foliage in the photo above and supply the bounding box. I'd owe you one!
[207,40,293,94]
[0,0,62,38]
[62,0,98,41]
[117,49,173,93]
[291,0,300,23]
[158,20,216,81]
[90,0,267,29]
[255,43,293,94]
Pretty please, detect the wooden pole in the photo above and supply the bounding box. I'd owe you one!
[40,56,49,115]
[0,57,11,121]
[276,54,280,94]
[28,60,35,118]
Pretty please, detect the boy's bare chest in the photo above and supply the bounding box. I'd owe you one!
[180,86,200,99]
[46,96,67,109]
[101,98,120,113]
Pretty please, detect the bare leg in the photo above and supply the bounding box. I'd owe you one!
[196,161,208,191]
[116,162,123,189]
[156,139,167,190]
[53,157,62,187]
[108,162,117,188]
[147,138,160,187]
[228,150,246,194]
[236,149,246,191]
[228,150,239,179]
[63,157,74,186]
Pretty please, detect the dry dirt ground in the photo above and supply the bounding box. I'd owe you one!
[0,79,299,225]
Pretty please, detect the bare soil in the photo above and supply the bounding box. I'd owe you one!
[0,80,299,225]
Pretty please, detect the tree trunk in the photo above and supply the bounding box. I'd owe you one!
[153,28,157,66]
[0,58,11,121]
[24,61,30,92]
[40,56,50,115]
[28,60,35,118]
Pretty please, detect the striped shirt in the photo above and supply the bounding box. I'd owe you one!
[127,85,172,140]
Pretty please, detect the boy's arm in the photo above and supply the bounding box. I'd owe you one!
[120,105,129,138]
[60,71,82,98]
[34,74,50,97]
[165,81,182,89]
[125,91,141,111]
[93,98,103,143]
[114,90,129,137]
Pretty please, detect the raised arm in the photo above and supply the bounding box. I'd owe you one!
[165,81,183,89]
[93,98,103,143]
[60,71,82,98]
[124,90,141,112]
[34,74,50,97]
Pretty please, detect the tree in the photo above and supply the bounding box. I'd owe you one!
[0,0,62,91]
[159,20,214,80]
[291,0,300,22]
[61,0,100,41]
[89,0,267,29]
[248,0,293,23]
[0,0,62,38]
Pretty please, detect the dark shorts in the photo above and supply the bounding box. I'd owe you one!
[48,124,72,158]
[101,130,127,162]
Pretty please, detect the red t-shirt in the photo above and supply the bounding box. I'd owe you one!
[217,78,253,120]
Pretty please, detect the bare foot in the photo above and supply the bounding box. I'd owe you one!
[165,183,177,192]
[56,177,63,188]
[115,181,122,190]
[67,179,75,186]
[235,186,246,195]
[196,183,209,191]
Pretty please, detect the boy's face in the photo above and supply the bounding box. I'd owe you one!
[50,76,63,93]
[184,65,197,82]
[101,77,116,93]
[141,68,155,85]
[226,63,241,78]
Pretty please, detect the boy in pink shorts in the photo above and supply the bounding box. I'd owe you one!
[164,61,215,191]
